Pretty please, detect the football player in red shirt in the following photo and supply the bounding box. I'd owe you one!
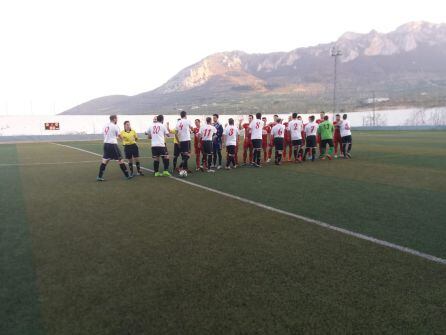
[333,113,342,158]
[261,117,271,163]
[267,114,279,160]
[193,119,202,170]
[239,114,253,165]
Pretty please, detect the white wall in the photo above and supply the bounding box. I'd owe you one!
[1,107,445,136]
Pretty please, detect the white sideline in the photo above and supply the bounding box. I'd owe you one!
[52,142,446,266]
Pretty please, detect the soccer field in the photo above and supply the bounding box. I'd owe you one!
[2,130,446,334]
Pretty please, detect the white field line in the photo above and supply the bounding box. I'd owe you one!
[0,160,99,167]
[52,142,446,266]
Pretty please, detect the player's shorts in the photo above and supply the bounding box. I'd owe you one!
[342,135,352,144]
[202,140,213,155]
[243,140,253,149]
[251,139,262,149]
[321,139,334,148]
[291,139,302,147]
[103,143,122,160]
[226,145,236,155]
[274,137,284,151]
[151,146,168,158]
[123,144,139,159]
[306,135,317,148]
[173,143,180,157]
[180,140,191,154]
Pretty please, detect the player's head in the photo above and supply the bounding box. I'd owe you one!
[124,120,130,131]
[309,115,315,122]
[153,116,157,122]
[343,114,348,120]
[228,118,234,126]
[324,115,329,121]
[297,115,302,120]
[195,119,200,127]
[262,116,267,125]
[277,118,282,124]
[273,114,278,121]
[292,112,298,119]
[335,113,341,121]
[248,114,253,122]
[109,115,117,124]
[256,112,262,120]
[180,110,187,118]
[206,116,212,124]
[156,115,164,123]
[288,115,292,121]
[212,113,219,123]
[320,111,325,118]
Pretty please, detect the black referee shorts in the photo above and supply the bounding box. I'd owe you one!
[124,144,139,159]
[103,143,122,160]
[173,143,180,157]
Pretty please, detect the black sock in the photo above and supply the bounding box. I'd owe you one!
[217,150,222,165]
[278,152,282,163]
[98,163,106,178]
[257,151,261,165]
[173,156,178,169]
[312,148,316,160]
[208,155,213,169]
[119,163,129,177]
[154,160,160,172]
[128,163,133,174]
[163,158,169,170]
[136,161,141,172]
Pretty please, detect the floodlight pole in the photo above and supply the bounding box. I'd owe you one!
[331,46,342,119]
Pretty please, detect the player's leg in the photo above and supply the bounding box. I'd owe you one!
[180,141,191,171]
[112,144,130,178]
[327,140,334,159]
[173,144,180,170]
[234,142,239,166]
[161,147,171,176]
[195,147,201,171]
[242,142,248,165]
[347,136,352,158]
[152,147,161,176]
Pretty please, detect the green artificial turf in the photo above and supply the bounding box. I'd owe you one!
[1,132,446,334]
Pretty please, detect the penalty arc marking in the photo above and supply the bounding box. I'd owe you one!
[52,142,446,266]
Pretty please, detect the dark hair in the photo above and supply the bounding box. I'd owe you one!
[248,114,253,118]
[109,115,117,121]
[206,117,212,124]
[292,112,297,118]
[228,118,234,125]
[180,110,187,118]
[320,111,325,115]
[256,112,262,119]
[274,114,278,118]
[324,115,329,121]
[157,115,164,122]
[195,119,200,123]
[309,115,315,121]
[213,113,219,118]
[335,114,340,117]
[343,114,348,120]
[124,120,130,125]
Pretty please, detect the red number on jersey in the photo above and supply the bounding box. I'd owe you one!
[203,129,211,137]
[153,125,160,134]
[311,126,315,133]
[278,129,283,136]
[179,123,184,130]
[255,122,260,129]
[294,123,298,130]
[229,128,234,136]
[104,126,109,135]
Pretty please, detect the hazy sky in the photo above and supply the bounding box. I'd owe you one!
[1,0,444,115]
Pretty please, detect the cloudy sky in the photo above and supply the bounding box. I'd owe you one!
[0,0,444,115]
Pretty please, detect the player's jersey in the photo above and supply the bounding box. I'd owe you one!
[262,125,271,141]
[150,122,169,147]
[120,129,138,145]
[213,122,223,144]
[340,120,352,137]
[271,124,285,138]
[170,129,179,144]
[193,127,201,147]
[283,122,291,142]
[305,122,318,137]
[333,121,341,138]
[318,121,334,140]
[242,123,251,142]
[175,118,192,142]
[224,125,239,146]
[103,122,120,144]
[200,124,217,141]
[288,119,303,140]
[250,119,263,140]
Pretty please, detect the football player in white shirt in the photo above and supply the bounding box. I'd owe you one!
[287,112,304,162]
[223,118,239,169]
[199,117,217,172]
[339,113,352,158]
[271,118,286,165]
[97,115,131,181]
[148,115,171,177]
[175,110,194,172]
[249,112,264,167]
[304,115,318,162]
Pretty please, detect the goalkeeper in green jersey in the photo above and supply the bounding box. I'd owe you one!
[317,115,335,160]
